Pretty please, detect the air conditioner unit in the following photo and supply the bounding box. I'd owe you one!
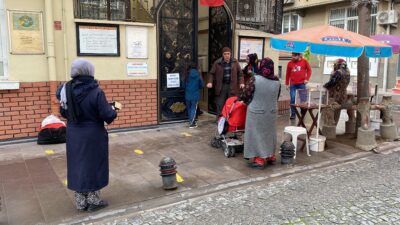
[377,10,399,25]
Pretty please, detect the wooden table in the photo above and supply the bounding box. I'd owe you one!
[290,103,327,137]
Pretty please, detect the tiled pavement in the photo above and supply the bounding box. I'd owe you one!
[0,107,399,224]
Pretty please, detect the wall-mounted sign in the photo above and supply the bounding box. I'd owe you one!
[76,23,120,56]
[167,73,180,88]
[8,10,44,54]
[127,62,148,76]
[126,26,148,59]
[238,36,265,61]
[324,56,379,77]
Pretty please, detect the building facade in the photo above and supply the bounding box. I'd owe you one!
[280,0,400,92]
[0,0,285,141]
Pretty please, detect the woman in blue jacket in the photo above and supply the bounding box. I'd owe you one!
[183,62,204,128]
[57,59,118,212]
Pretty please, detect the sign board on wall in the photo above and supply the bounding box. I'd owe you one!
[8,10,44,54]
[167,73,180,88]
[76,23,120,56]
[127,62,148,76]
[238,37,265,61]
[126,26,148,58]
[324,57,379,77]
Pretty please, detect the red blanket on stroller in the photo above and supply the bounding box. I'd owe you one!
[220,97,247,132]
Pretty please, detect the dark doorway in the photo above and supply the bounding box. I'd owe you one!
[157,0,198,122]
[208,6,233,114]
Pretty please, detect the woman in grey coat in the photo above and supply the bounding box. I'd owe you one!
[241,57,281,169]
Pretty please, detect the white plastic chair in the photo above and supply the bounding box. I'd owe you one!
[283,126,311,158]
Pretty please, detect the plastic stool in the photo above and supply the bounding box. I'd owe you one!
[283,126,310,158]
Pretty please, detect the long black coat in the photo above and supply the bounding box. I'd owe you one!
[63,78,117,192]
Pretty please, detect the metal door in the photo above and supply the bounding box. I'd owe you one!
[208,6,233,114]
[157,0,198,122]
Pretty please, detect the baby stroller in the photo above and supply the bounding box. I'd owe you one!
[210,96,247,157]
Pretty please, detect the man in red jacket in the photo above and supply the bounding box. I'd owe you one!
[285,52,312,119]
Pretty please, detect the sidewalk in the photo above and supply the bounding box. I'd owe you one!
[0,112,399,225]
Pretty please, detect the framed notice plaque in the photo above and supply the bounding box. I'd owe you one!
[238,36,265,61]
[76,23,120,56]
[8,10,45,54]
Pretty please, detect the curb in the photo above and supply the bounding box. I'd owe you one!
[59,144,400,225]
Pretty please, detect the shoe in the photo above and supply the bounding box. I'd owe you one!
[87,200,108,212]
[248,157,265,169]
[189,123,198,129]
[290,115,296,120]
[77,206,88,212]
[266,155,276,164]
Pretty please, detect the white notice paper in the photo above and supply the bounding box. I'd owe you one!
[79,25,118,54]
[167,73,180,88]
[126,26,148,58]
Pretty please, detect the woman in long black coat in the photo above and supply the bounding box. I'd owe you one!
[57,59,117,212]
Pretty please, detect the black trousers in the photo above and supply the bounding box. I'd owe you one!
[215,83,232,117]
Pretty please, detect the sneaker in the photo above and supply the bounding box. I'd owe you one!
[290,115,296,120]
[189,123,198,129]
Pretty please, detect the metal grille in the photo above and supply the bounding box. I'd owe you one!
[74,0,155,22]
[158,0,197,121]
[153,0,283,34]
[227,0,283,34]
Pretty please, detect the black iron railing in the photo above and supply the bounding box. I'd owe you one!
[74,0,283,34]
[227,0,283,34]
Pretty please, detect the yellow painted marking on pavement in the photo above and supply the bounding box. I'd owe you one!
[134,149,144,155]
[176,173,184,183]
[181,132,192,137]
[63,179,68,186]
[45,150,55,155]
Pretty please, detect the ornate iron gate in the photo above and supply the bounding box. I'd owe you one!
[157,0,197,122]
[208,6,233,114]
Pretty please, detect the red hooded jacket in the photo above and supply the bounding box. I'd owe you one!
[285,58,312,85]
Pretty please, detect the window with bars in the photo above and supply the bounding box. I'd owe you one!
[74,0,154,22]
[74,0,132,21]
[329,5,377,35]
[282,13,301,33]
[228,0,284,34]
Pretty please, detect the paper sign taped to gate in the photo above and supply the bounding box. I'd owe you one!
[167,73,180,88]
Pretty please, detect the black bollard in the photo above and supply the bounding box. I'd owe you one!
[159,157,178,190]
[280,141,295,164]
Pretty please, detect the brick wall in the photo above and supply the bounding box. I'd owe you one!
[0,79,158,141]
[278,98,290,115]
[100,80,158,129]
[0,82,52,140]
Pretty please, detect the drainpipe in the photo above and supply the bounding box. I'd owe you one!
[62,0,69,81]
[382,0,392,93]
[44,0,58,114]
